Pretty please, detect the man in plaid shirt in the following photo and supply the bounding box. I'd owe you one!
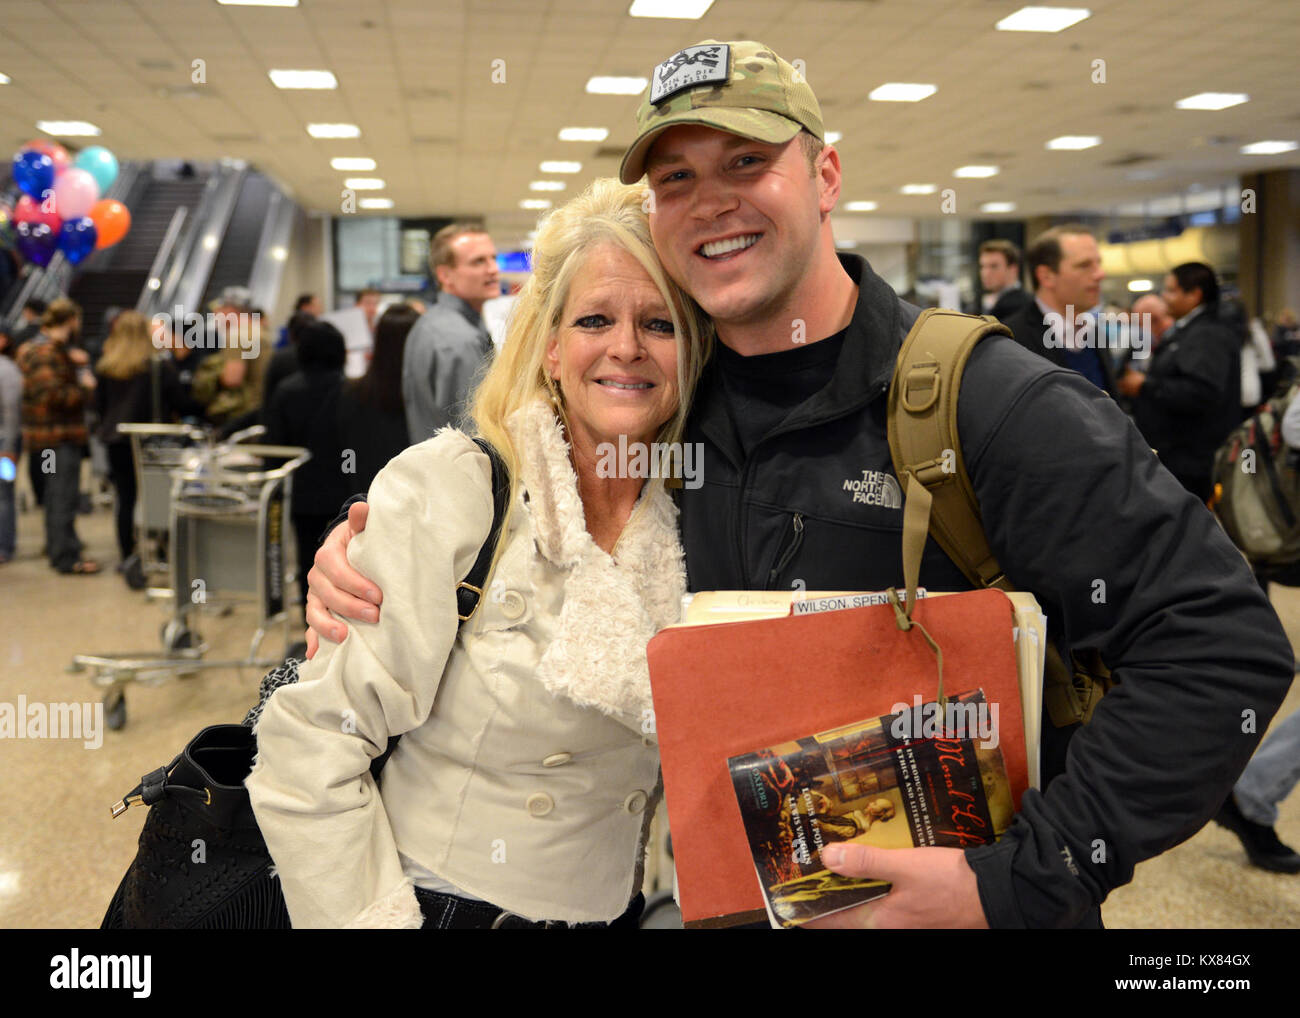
[17,298,99,574]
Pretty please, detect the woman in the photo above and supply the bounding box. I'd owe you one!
[246,179,711,928]
[94,310,196,564]
[261,319,352,610]
[336,302,417,492]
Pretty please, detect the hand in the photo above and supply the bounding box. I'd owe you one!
[220,358,247,389]
[304,501,379,659]
[1116,369,1145,398]
[67,347,89,365]
[802,844,989,929]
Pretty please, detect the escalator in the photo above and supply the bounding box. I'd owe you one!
[201,173,274,308]
[66,170,209,347]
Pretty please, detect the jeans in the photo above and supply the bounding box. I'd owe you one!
[44,442,85,571]
[0,465,14,559]
[1235,707,1300,827]
[107,440,137,560]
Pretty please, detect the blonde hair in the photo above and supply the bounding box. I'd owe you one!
[96,310,154,380]
[470,177,712,573]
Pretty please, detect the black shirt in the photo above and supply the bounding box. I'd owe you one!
[715,328,847,458]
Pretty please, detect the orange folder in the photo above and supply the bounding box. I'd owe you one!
[647,587,1027,927]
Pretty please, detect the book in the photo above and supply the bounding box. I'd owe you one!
[646,586,1037,927]
[728,688,1015,928]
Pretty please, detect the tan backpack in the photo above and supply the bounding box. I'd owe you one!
[886,308,1114,728]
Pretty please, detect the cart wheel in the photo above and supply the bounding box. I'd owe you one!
[104,690,127,731]
[161,620,197,652]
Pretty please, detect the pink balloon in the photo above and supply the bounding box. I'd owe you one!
[51,168,99,219]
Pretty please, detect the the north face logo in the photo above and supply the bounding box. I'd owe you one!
[843,470,902,508]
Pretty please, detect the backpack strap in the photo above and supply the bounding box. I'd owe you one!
[887,308,1013,598]
[886,308,1112,728]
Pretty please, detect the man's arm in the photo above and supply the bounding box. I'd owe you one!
[957,339,1292,927]
[1138,329,1233,413]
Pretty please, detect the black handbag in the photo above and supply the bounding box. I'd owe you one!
[101,439,509,929]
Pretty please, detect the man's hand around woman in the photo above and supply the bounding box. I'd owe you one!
[304,501,381,659]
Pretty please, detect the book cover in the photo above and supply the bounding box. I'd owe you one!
[728,689,1014,928]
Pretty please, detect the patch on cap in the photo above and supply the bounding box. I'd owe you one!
[650,43,730,105]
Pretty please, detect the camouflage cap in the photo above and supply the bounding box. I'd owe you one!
[619,40,824,185]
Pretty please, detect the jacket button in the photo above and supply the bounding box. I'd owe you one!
[542,752,572,768]
[526,792,554,817]
[623,790,648,814]
[500,590,526,620]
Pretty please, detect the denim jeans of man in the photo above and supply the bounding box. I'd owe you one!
[44,442,86,571]
[0,467,14,560]
[1235,708,1300,826]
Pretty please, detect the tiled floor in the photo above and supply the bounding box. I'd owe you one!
[1,469,1298,929]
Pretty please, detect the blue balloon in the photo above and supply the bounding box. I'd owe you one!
[12,150,55,200]
[58,216,98,265]
[74,146,119,194]
[0,456,15,483]
[15,219,58,267]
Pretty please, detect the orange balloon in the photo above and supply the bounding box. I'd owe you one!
[89,198,130,249]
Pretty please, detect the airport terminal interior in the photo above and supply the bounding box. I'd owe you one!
[3,0,1300,930]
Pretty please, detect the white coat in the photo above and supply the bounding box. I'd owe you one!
[246,399,686,927]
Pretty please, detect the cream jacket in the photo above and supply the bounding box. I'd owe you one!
[246,400,686,928]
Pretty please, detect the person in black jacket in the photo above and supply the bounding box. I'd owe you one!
[337,303,416,493]
[94,310,198,564]
[1001,225,1118,398]
[978,239,1031,323]
[1117,262,1240,502]
[297,40,1294,930]
[263,319,351,610]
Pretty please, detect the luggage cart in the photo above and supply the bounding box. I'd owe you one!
[70,435,310,730]
[116,423,208,595]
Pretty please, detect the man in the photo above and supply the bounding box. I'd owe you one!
[400,223,499,442]
[295,293,323,318]
[17,298,98,574]
[1117,262,1240,502]
[355,288,381,336]
[11,298,47,347]
[191,286,260,427]
[1001,225,1117,397]
[978,240,1030,322]
[303,40,1292,929]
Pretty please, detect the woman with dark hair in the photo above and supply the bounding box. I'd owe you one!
[263,319,350,609]
[337,302,417,492]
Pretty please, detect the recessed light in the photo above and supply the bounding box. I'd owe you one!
[529,181,566,191]
[344,178,385,190]
[269,70,337,90]
[995,6,1091,32]
[1241,140,1298,155]
[1046,135,1101,150]
[202,235,218,250]
[520,199,552,210]
[844,201,878,212]
[0,73,10,85]
[869,83,936,103]
[1127,279,1154,292]
[359,198,394,210]
[331,157,376,171]
[825,132,843,144]
[628,0,715,17]
[1175,92,1249,111]
[540,161,582,174]
[558,127,609,142]
[36,120,100,136]
[586,76,648,96]
[308,123,360,138]
[954,165,999,178]
[900,184,936,195]
[270,246,287,261]
[980,202,1017,213]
